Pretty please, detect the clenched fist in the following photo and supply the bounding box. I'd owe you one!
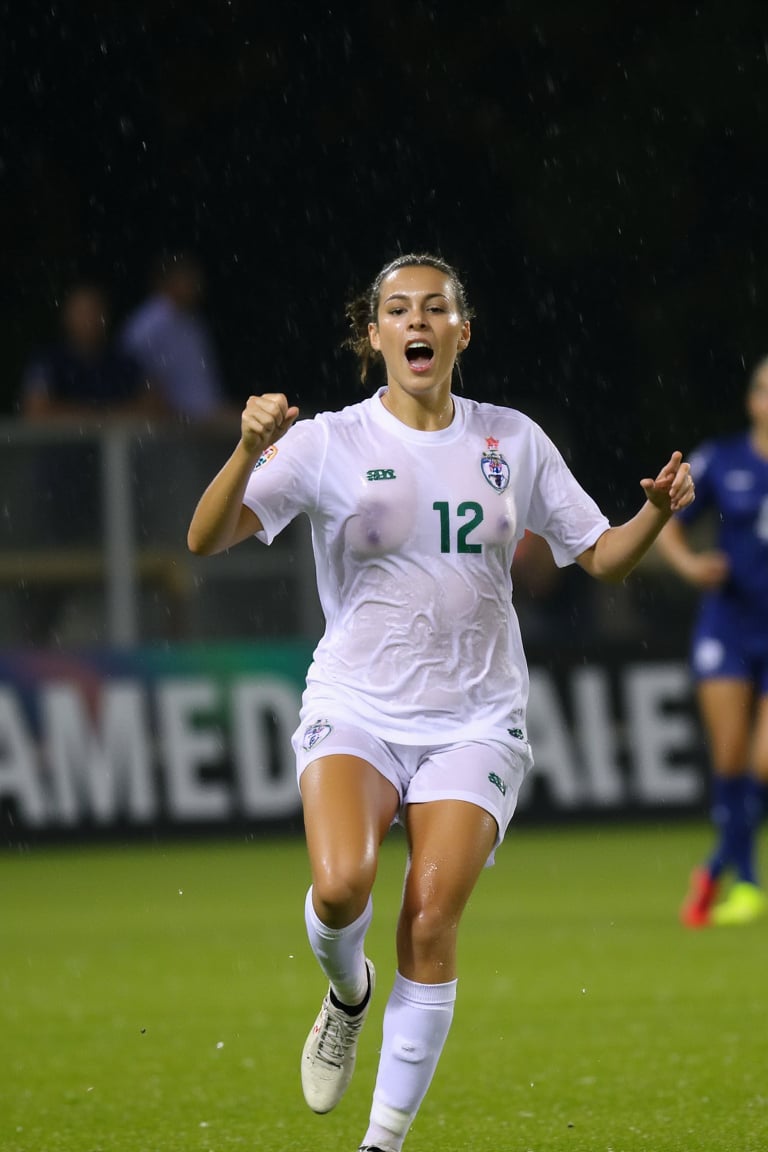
[241,393,300,456]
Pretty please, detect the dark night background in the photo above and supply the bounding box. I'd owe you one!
[3,1,768,518]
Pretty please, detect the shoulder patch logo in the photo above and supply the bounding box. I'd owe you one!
[254,444,278,470]
[481,437,510,492]
[302,720,333,751]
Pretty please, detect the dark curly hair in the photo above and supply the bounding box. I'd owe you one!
[344,253,474,384]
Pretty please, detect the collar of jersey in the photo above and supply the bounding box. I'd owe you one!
[370,387,466,444]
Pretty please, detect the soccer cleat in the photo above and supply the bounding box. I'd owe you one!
[301,959,375,1113]
[680,866,719,928]
[710,881,768,926]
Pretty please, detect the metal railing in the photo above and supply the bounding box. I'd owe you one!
[0,419,324,646]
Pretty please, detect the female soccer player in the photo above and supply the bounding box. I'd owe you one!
[187,253,694,1152]
[656,358,768,928]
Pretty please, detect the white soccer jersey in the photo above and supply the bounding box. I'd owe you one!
[243,388,610,744]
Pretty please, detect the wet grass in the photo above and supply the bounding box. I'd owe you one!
[3,822,767,1151]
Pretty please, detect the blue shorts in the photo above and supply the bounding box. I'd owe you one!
[691,598,768,691]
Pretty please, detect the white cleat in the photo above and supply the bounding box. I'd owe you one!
[301,959,375,1113]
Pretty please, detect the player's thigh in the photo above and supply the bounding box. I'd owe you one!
[397,800,497,979]
[402,799,498,923]
[301,753,400,890]
[697,678,753,773]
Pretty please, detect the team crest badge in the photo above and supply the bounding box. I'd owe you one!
[480,437,510,492]
[302,720,333,751]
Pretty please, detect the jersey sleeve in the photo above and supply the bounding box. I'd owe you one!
[675,441,715,525]
[525,424,611,567]
[242,417,327,544]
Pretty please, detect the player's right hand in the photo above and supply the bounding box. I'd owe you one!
[241,393,299,456]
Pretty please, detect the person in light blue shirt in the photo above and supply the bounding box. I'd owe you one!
[121,251,235,424]
[657,357,768,927]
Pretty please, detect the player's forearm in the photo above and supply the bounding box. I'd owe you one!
[187,440,259,555]
[653,518,696,579]
[578,501,672,583]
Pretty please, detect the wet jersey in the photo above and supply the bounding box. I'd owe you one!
[243,389,610,743]
[676,432,768,651]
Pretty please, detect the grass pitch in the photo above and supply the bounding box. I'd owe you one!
[3,822,767,1152]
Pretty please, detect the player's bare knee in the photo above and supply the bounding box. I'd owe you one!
[311,867,374,925]
[752,758,768,781]
[402,903,457,957]
[714,759,750,777]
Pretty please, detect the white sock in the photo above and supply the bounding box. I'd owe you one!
[304,885,372,1006]
[362,971,457,1152]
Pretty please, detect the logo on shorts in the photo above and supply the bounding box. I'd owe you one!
[507,727,525,741]
[488,772,507,796]
[302,720,333,751]
[254,444,278,470]
[481,437,510,492]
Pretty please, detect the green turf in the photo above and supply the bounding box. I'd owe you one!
[3,822,767,1151]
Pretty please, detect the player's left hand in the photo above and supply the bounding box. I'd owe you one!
[639,451,695,514]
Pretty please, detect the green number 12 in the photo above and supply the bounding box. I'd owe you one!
[432,501,484,553]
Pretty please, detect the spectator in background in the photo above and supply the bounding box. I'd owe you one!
[121,250,238,425]
[21,280,151,421]
[656,356,768,928]
[17,279,153,644]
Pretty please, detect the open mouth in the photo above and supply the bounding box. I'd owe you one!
[405,341,434,371]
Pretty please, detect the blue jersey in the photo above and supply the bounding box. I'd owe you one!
[678,433,768,678]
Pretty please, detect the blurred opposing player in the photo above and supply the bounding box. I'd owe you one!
[657,357,768,928]
[187,254,694,1152]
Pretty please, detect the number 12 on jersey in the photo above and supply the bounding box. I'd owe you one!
[433,501,484,554]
